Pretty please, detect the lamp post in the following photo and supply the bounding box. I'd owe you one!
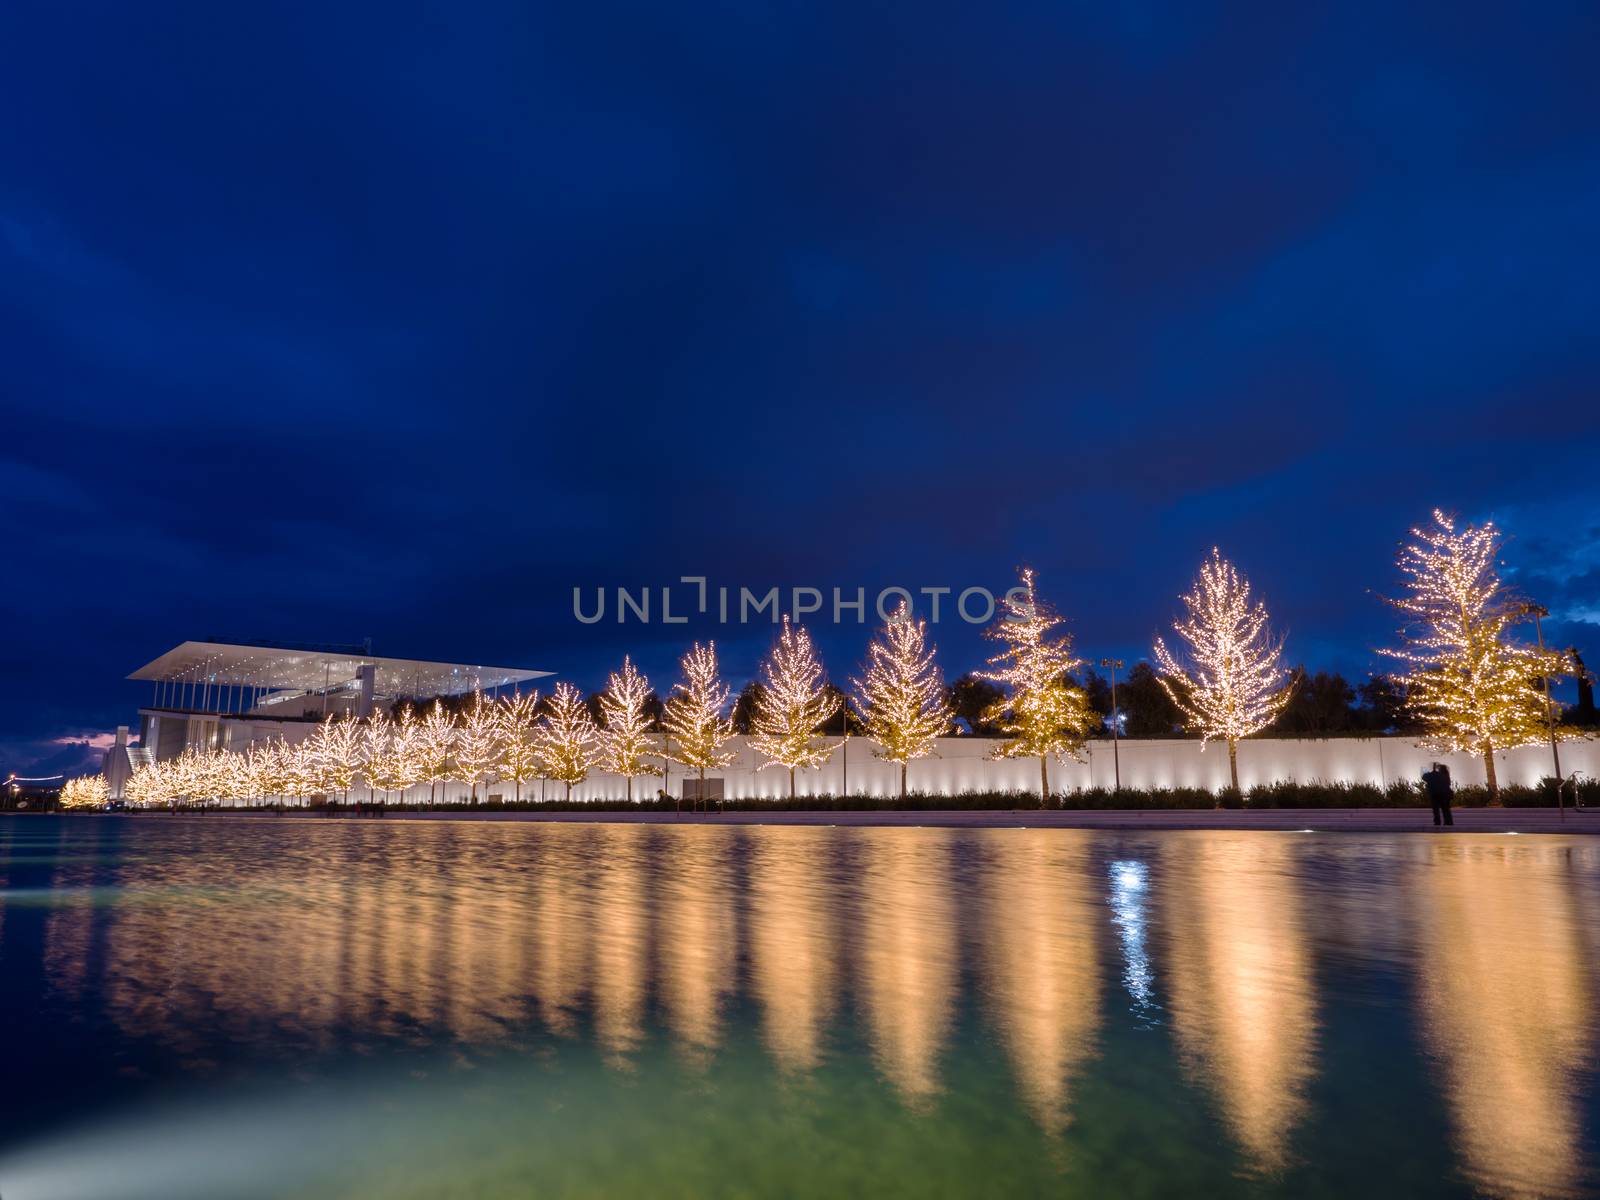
[1518,603,1563,814]
[1100,658,1125,792]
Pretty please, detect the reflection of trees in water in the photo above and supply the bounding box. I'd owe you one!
[1160,835,1317,1173]
[975,830,1100,1133]
[1411,841,1595,1200]
[747,828,838,1072]
[590,825,647,1064]
[855,829,957,1106]
[656,828,737,1065]
[529,841,586,1039]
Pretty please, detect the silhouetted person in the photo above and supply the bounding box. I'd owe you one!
[1422,762,1454,827]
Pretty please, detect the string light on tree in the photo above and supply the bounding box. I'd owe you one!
[417,700,457,805]
[979,568,1095,806]
[853,601,952,799]
[124,762,166,809]
[310,714,363,804]
[386,704,425,806]
[493,691,542,803]
[59,775,109,810]
[598,656,661,803]
[750,617,842,800]
[1153,548,1293,794]
[455,691,501,805]
[1380,510,1569,803]
[359,710,394,806]
[535,682,600,800]
[663,641,736,813]
[976,569,1093,804]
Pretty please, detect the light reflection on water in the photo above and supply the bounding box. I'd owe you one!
[0,817,1597,1199]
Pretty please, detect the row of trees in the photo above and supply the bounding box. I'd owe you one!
[103,510,1578,808]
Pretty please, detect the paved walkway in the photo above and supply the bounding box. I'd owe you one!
[381,807,1600,834]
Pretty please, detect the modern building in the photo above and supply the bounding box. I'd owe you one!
[109,640,549,796]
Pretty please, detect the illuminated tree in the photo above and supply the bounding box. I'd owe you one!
[125,762,167,809]
[980,568,1095,805]
[1380,511,1569,802]
[309,714,363,803]
[167,747,203,808]
[750,617,842,799]
[1154,548,1293,794]
[854,602,952,799]
[212,749,246,807]
[534,682,600,800]
[363,704,423,806]
[237,742,274,807]
[59,775,109,810]
[280,740,320,807]
[493,690,542,802]
[417,700,458,805]
[598,656,661,802]
[663,641,736,812]
[360,710,393,805]
[454,691,501,805]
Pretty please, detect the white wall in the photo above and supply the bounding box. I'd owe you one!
[146,713,1596,803]
[488,733,1599,803]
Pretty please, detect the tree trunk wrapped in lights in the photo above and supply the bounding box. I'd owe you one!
[455,691,501,805]
[125,763,168,809]
[492,690,541,803]
[1380,511,1569,804]
[662,641,736,812]
[374,704,426,806]
[59,775,109,810]
[1154,548,1292,795]
[417,700,457,805]
[534,682,600,800]
[980,568,1095,807]
[359,710,393,806]
[854,602,952,799]
[239,742,274,807]
[750,617,842,800]
[309,714,363,804]
[598,656,661,803]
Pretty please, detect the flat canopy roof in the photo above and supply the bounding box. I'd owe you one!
[129,641,550,696]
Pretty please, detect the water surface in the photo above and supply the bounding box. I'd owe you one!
[0,815,1596,1198]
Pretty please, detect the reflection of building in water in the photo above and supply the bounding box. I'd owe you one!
[1412,842,1596,1200]
[1161,835,1317,1172]
[590,826,647,1063]
[656,829,737,1063]
[857,829,957,1106]
[977,831,1100,1132]
[748,828,837,1072]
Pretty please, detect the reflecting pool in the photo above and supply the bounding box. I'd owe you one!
[0,816,1596,1198]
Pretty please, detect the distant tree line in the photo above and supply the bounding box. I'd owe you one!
[403,658,1593,746]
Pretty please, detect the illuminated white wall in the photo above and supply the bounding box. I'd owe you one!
[150,712,1596,803]
[532,734,1598,803]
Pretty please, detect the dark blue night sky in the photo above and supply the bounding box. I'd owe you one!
[3,1,1598,777]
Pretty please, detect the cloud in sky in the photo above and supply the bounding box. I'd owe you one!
[1,0,1597,773]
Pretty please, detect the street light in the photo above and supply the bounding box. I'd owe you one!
[1100,658,1125,792]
